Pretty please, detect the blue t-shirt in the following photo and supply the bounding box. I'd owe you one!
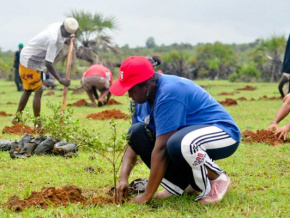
[131,74,241,141]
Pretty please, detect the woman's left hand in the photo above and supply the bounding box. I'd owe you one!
[133,192,152,204]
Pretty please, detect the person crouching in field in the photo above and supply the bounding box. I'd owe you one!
[110,56,241,204]
[12,18,79,127]
[81,64,113,107]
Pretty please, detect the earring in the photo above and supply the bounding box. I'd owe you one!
[146,89,150,97]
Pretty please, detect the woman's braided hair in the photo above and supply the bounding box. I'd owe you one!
[146,55,161,67]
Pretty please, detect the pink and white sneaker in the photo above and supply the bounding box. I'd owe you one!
[199,173,231,204]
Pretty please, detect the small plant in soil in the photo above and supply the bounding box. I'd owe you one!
[86,120,127,203]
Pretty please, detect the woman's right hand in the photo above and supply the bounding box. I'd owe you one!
[116,180,129,204]
[274,124,290,140]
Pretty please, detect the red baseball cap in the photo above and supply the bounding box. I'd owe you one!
[109,56,154,96]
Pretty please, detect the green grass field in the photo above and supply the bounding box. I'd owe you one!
[0,79,289,217]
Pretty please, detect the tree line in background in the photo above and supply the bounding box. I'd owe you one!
[0,10,288,82]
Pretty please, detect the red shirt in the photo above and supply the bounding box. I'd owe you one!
[83,64,113,83]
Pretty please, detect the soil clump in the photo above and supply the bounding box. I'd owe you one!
[68,99,88,106]
[87,109,129,120]
[2,123,37,135]
[241,129,290,146]
[258,95,282,100]
[219,98,237,106]
[237,86,256,91]
[3,185,113,212]
[0,111,12,116]
[237,97,247,101]
[7,102,17,105]
[106,99,122,105]
[217,92,234,96]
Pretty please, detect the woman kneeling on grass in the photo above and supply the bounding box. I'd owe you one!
[110,56,241,204]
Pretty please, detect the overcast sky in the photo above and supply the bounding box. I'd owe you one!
[1,0,290,51]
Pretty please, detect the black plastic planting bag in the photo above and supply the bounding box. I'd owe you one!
[34,137,55,155]
[0,140,11,151]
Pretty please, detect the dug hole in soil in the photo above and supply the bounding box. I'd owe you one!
[87,109,129,120]
[241,129,290,146]
[2,185,113,212]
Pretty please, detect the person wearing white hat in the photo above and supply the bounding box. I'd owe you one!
[12,18,79,127]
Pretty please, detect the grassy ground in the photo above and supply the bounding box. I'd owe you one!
[0,79,289,217]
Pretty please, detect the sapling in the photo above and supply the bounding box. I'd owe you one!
[87,120,127,203]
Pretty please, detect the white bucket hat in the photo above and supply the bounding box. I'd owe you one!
[63,17,79,34]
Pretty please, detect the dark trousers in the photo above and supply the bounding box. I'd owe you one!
[127,123,239,196]
[128,123,197,194]
[14,66,23,91]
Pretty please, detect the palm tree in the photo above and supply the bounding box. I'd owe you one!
[254,36,286,82]
[162,50,195,79]
[57,10,120,65]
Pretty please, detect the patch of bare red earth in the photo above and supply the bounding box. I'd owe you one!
[2,185,113,212]
[2,123,43,135]
[106,99,121,105]
[87,109,129,120]
[237,85,256,91]
[219,98,237,106]
[241,129,290,146]
[258,95,282,100]
[0,111,12,116]
[237,97,247,101]
[68,99,89,106]
[68,99,122,107]
[237,96,282,101]
[217,92,234,96]
[7,102,17,105]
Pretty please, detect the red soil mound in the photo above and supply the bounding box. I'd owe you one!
[107,99,121,105]
[87,109,129,120]
[217,92,234,96]
[219,98,237,106]
[258,95,282,100]
[237,86,256,91]
[241,129,290,146]
[237,97,247,101]
[0,111,12,116]
[2,123,36,135]
[44,91,54,96]
[3,185,113,212]
[68,99,88,106]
